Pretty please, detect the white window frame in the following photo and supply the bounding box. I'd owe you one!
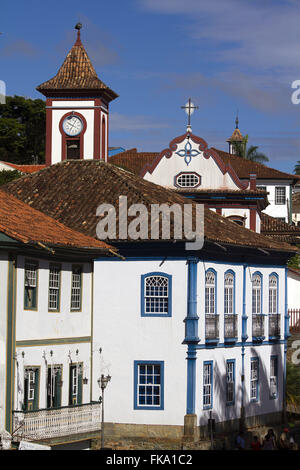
[48,265,61,311]
[224,272,234,314]
[71,266,82,311]
[205,271,216,314]
[269,275,278,314]
[250,359,259,401]
[252,274,262,314]
[275,186,286,205]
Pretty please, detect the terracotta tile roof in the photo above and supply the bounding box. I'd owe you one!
[36,32,118,102]
[261,212,300,244]
[109,146,297,182]
[109,149,159,175]
[0,162,46,174]
[2,159,297,253]
[0,189,112,252]
[212,148,297,181]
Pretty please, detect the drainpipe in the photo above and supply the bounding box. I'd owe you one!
[283,267,290,423]
[240,264,248,430]
[183,257,199,440]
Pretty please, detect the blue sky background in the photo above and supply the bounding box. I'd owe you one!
[1,0,300,173]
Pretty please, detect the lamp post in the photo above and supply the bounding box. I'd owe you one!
[97,374,111,449]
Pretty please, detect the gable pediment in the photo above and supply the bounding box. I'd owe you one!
[141,132,249,191]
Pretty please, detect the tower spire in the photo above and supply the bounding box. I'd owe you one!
[74,22,82,46]
[235,109,239,129]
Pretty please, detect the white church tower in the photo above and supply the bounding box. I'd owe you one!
[37,24,118,165]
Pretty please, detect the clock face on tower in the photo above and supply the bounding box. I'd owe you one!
[62,115,83,136]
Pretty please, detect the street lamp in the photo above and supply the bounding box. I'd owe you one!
[97,374,111,449]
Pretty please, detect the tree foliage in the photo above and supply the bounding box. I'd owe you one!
[286,361,300,407]
[0,169,23,186]
[0,96,45,164]
[294,161,300,175]
[232,134,269,164]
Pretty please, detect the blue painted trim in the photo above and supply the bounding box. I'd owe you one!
[250,357,259,403]
[242,264,248,341]
[284,267,290,339]
[186,345,197,414]
[140,272,172,317]
[270,355,278,400]
[195,339,285,349]
[184,258,199,415]
[203,360,213,410]
[226,359,236,406]
[133,360,164,410]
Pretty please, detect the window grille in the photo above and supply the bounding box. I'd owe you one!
[205,271,216,314]
[137,364,161,407]
[144,275,169,314]
[224,272,234,314]
[269,275,277,314]
[275,187,286,205]
[48,265,60,310]
[71,266,82,311]
[252,274,262,314]
[175,173,200,188]
[250,359,259,401]
[226,361,235,404]
[203,363,212,408]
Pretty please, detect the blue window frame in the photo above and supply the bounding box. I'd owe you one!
[270,356,278,399]
[203,361,213,409]
[226,359,235,405]
[134,361,164,410]
[141,272,172,317]
[250,357,259,402]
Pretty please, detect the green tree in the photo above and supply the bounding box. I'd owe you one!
[0,96,45,164]
[0,169,23,186]
[232,134,269,164]
[294,161,300,175]
[286,361,300,408]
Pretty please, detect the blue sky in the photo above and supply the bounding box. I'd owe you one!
[2,0,300,173]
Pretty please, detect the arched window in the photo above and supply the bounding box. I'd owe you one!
[224,271,234,314]
[269,274,278,314]
[141,273,172,316]
[252,273,262,314]
[205,270,216,314]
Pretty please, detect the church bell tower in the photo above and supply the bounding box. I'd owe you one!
[37,24,118,165]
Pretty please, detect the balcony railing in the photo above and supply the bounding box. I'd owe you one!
[252,314,265,339]
[224,314,238,339]
[205,314,219,341]
[269,314,281,338]
[12,401,101,442]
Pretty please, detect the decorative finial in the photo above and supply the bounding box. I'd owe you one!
[181,98,199,133]
[235,109,239,129]
[75,23,82,45]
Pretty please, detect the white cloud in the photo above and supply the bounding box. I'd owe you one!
[110,112,170,131]
[139,0,300,76]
